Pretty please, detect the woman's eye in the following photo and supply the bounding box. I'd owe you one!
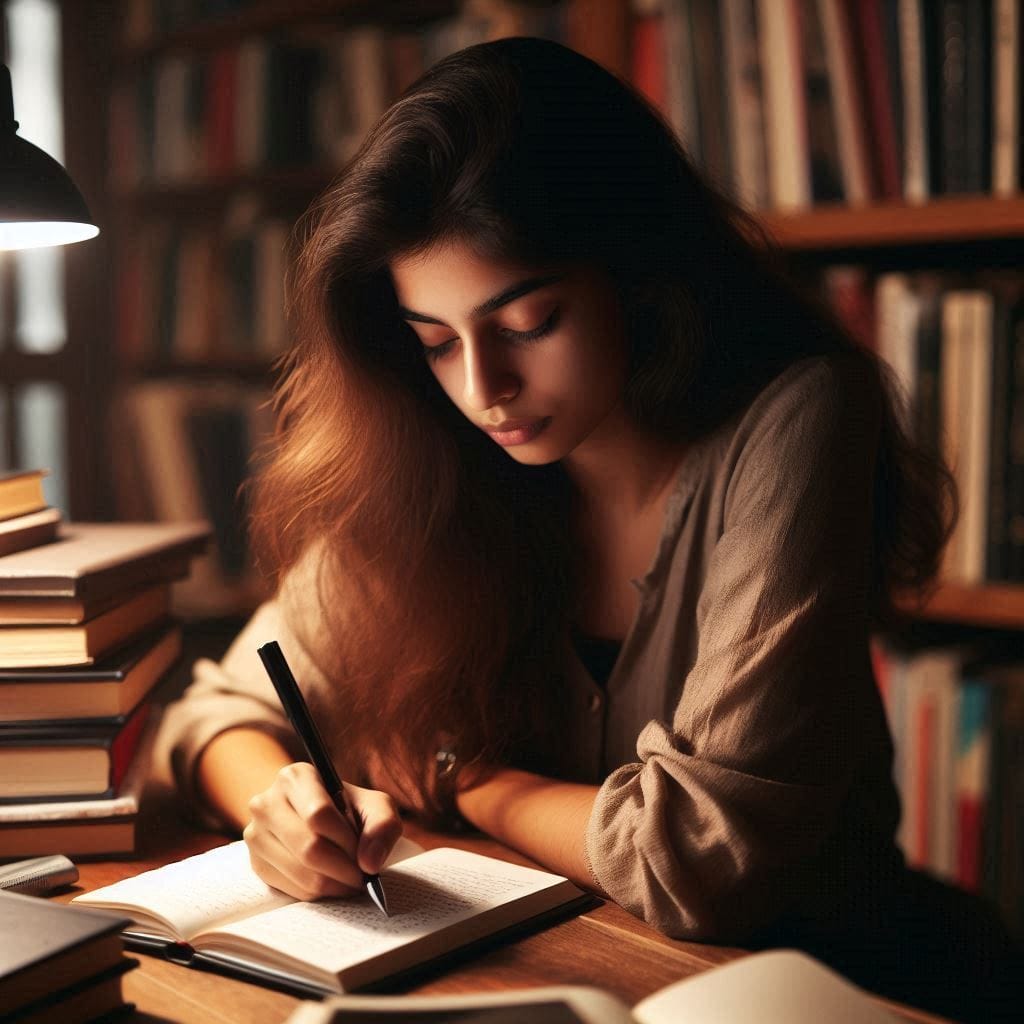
[502,308,559,343]
[422,338,456,363]
[421,308,559,364]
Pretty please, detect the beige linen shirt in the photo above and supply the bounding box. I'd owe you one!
[160,354,903,943]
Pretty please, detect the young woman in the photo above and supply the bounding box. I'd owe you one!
[161,38,1017,1020]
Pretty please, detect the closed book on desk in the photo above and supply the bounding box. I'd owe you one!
[0,623,181,724]
[0,507,61,559]
[0,702,149,801]
[0,582,171,668]
[0,712,156,856]
[0,469,48,521]
[0,520,209,600]
[0,888,133,1020]
[73,840,593,997]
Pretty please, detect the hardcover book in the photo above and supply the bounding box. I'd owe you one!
[0,582,171,668]
[0,521,209,600]
[0,713,156,857]
[0,702,149,802]
[0,507,61,559]
[0,624,181,724]
[0,889,132,1020]
[0,470,48,522]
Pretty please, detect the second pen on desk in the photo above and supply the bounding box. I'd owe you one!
[256,640,389,916]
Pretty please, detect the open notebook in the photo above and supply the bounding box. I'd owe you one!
[72,839,592,996]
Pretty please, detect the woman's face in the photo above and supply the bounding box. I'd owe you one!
[389,239,628,465]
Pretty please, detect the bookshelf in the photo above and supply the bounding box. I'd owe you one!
[81,0,1024,941]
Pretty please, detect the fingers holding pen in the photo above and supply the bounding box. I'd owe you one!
[245,762,364,900]
[346,783,404,875]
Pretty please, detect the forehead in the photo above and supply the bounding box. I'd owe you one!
[390,239,544,307]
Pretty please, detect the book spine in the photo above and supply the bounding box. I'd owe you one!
[631,4,668,112]
[956,679,992,891]
[962,0,992,193]
[798,0,844,203]
[1006,296,1024,580]
[987,288,1016,581]
[816,0,871,204]
[938,0,969,194]
[850,0,901,199]
[992,0,1021,196]
[898,0,930,201]
[961,292,994,584]
[689,0,733,192]
[939,291,968,581]
[720,0,770,205]
[664,0,705,167]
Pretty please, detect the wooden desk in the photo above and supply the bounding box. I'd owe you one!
[52,788,950,1024]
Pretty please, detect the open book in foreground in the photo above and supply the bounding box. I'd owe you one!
[285,949,899,1024]
[72,839,592,996]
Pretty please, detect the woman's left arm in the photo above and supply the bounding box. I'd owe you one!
[456,769,606,893]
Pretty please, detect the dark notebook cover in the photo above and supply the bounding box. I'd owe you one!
[0,889,131,1013]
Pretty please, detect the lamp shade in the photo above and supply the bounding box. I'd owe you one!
[0,65,98,250]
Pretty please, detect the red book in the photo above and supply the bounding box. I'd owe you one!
[0,702,150,802]
[849,0,900,198]
[915,697,935,868]
[206,48,239,176]
[632,13,667,113]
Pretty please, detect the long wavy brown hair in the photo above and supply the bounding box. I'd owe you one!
[249,38,955,815]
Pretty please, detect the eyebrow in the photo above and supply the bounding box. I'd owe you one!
[398,274,563,326]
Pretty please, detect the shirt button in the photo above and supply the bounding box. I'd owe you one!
[589,693,603,713]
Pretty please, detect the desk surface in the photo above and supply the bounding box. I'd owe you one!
[52,788,950,1024]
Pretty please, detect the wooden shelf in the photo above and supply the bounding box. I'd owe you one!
[114,166,339,215]
[118,0,458,65]
[898,582,1024,630]
[124,357,278,380]
[758,195,1024,252]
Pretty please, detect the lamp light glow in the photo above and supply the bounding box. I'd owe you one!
[0,64,98,250]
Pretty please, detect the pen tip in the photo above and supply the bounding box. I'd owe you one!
[367,876,389,917]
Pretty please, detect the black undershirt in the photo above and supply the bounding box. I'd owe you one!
[571,630,622,689]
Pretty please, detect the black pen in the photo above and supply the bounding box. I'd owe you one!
[257,640,389,916]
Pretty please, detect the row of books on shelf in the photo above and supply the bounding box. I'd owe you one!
[824,267,1024,586]
[110,3,568,188]
[633,0,1023,211]
[0,468,208,861]
[123,0,260,43]
[117,198,290,362]
[113,380,273,617]
[872,638,1024,939]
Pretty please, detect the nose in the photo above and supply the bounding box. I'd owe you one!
[462,339,519,412]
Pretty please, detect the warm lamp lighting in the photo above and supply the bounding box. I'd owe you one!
[0,64,98,250]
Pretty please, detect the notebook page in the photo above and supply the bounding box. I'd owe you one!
[74,841,291,939]
[74,835,426,941]
[196,847,570,976]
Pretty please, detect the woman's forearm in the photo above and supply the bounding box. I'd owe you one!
[456,768,607,895]
[197,728,295,833]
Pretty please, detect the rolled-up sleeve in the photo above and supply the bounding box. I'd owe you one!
[585,357,884,940]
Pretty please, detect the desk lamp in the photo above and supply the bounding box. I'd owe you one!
[0,64,98,250]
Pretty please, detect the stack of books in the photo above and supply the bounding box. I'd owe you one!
[1,889,137,1023]
[0,483,209,858]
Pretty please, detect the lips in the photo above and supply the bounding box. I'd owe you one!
[483,417,551,447]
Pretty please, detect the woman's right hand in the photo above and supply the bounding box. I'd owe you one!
[243,761,403,902]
